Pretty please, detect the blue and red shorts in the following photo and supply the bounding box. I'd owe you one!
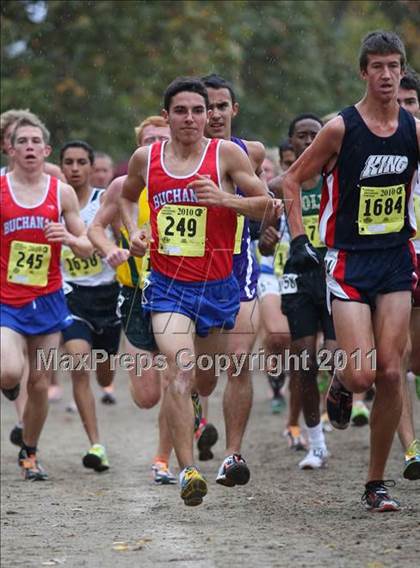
[325,242,417,310]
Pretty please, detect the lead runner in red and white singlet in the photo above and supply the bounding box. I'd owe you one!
[120,77,280,506]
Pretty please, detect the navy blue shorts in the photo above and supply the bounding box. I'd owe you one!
[142,271,240,337]
[325,242,417,309]
[0,289,72,336]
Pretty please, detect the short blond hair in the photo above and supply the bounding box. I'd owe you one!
[134,115,167,146]
[1,109,43,145]
[11,116,50,146]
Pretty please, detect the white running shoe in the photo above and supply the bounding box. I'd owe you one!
[299,447,328,470]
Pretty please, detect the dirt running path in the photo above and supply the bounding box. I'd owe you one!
[1,371,419,567]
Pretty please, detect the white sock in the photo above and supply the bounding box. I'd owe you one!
[307,423,326,450]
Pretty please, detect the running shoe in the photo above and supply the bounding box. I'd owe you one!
[326,374,353,430]
[195,420,218,461]
[191,392,202,433]
[152,460,177,484]
[18,448,48,481]
[101,391,117,405]
[82,444,110,472]
[10,425,23,447]
[1,383,20,401]
[216,454,250,487]
[351,401,370,427]
[361,480,400,512]
[179,466,207,506]
[403,439,420,481]
[271,394,286,414]
[317,371,330,394]
[298,447,328,470]
[283,426,307,451]
[321,412,333,433]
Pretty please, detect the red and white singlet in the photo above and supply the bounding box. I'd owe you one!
[1,174,63,306]
[147,138,237,282]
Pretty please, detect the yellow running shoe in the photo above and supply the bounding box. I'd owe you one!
[83,444,110,472]
[180,466,207,506]
[403,439,420,480]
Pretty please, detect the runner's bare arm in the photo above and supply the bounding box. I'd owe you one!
[188,141,278,221]
[282,117,344,238]
[120,148,148,238]
[245,140,266,176]
[88,177,125,257]
[45,183,93,257]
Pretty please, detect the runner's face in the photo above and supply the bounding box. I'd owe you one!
[362,53,403,102]
[262,158,276,183]
[206,87,238,140]
[8,126,50,170]
[61,147,92,191]
[91,157,114,188]
[397,87,420,117]
[290,119,321,158]
[279,149,296,171]
[164,92,208,144]
[139,125,170,147]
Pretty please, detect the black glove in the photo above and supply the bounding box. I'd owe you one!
[285,234,321,273]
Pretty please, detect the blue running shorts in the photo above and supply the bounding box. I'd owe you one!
[142,271,240,337]
[0,289,73,336]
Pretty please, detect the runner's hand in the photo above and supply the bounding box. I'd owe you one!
[106,245,130,268]
[44,221,73,244]
[259,226,280,256]
[286,234,321,271]
[129,229,149,257]
[187,174,224,206]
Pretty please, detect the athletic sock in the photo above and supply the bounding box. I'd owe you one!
[307,423,326,450]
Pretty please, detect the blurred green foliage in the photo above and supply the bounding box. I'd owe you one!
[1,0,419,161]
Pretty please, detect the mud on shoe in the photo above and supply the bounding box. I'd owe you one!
[82,444,110,472]
[216,454,250,487]
[180,466,207,506]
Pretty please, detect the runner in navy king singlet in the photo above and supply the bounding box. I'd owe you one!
[120,77,277,507]
[282,31,419,511]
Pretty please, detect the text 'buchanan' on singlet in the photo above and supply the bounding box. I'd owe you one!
[319,106,419,251]
[147,138,237,282]
[1,174,62,306]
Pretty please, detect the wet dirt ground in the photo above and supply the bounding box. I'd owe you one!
[1,370,419,568]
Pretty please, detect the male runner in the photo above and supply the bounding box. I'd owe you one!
[267,113,334,469]
[397,68,420,480]
[120,77,276,506]
[194,73,264,484]
[282,31,419,510]
[89,115,179,484]
[59,140,121,472]
[91,151,114,189]
[0,116,91,480]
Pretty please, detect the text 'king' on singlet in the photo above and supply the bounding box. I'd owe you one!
[319,106,418,251]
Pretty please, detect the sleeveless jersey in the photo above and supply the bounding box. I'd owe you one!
[231,137,259,285]
[319,106,418,251]
[116,188,150,288]
[1,174,62,306]
[413,174,420,254]
[61,188,115,286]
[147,138,237,282]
